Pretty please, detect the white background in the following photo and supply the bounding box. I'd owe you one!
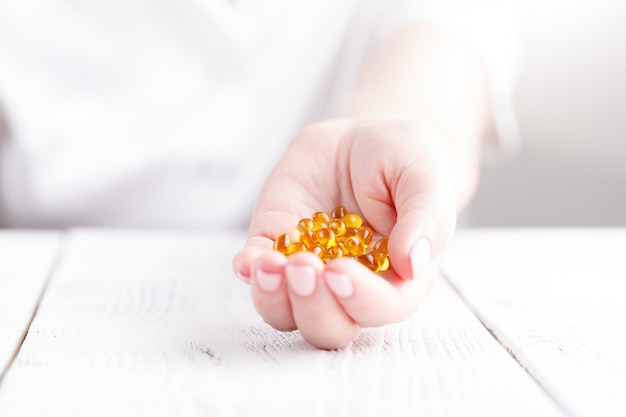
[470,0,626,226]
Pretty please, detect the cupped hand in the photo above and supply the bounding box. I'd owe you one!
[232,118,457,349]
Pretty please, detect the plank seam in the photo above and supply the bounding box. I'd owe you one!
[0,232,69,388]
[440,269,578,417]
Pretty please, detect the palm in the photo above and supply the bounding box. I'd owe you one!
[249,120,403,247]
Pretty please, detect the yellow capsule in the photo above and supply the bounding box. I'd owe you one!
[372,236,389,254]
[379,256,390,272]
[297,218,314,232]
[286,242,306,255]
[312,211,331,230]
[272,233,290,254]
[356,253,379,272]
[316,228,336,248]
[345,236,366,256]
[288,228,301,244]
[311,245,327,259]
[372,250,390,272]
[300,229,317,248]
[326,245,344,260]
[331,205,348,219]
[342,213,363,228]
[329,219,346,236]
[357,226,374,245]
[344,227,358,237]
[356,251,390,273]
[274,208,390,273]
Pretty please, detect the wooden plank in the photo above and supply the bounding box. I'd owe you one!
[0,230,563,416]
[443,228,626,417]
[0,231,62,379]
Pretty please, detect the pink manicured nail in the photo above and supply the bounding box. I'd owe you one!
[285,265,316,297]
[325,272,353,298]
[255,270,282,293]
[410,238,431,281]
[236,271,250,283]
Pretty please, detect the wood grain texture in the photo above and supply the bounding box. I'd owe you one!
[0,230,563,417]
[0,231,61,380]
[444,228,626,417]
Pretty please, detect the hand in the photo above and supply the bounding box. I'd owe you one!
[232,118,457,349]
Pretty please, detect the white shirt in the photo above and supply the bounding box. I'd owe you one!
[0,0,519,229]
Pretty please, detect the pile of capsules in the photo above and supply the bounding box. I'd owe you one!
[272,206,391,273]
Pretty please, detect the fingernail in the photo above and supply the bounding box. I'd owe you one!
[236,271,250,283]
[285,265,316,297]
[255,270,282,292]
[325,272,353,298]
[410,238,431,281]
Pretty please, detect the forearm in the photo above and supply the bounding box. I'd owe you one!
[340,24,491,212]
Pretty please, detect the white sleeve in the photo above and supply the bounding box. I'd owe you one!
[377,0,522,159]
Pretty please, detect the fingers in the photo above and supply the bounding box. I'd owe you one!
[232,238,269,283]
[249,251,361,349]
[249,247,435,348]
[249,250,296,332]
[283,253,361,350]
[232,234,288,283]
[324,258,435,328]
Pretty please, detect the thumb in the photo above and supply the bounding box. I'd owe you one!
[389,205,456,282]
[387,153,457,283]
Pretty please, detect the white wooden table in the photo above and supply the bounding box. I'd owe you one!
[0,229,624,417]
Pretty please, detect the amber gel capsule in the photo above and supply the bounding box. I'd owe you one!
[372,236,388,253]
[316,228,336,248]
[286,242,306,255]
[297,218,314,233]
[300,229,317,248]
[311,245,327,259]
[331,205,347,219]
[356,253,379,272]
[328,219,346,236]
[272,206,391,273]
[344,236,366,256]
[273,233,290,254]
[356,247,391,272]
[357,226,374,245]
[372,250,390,272]
[312,211,331,230]
[326,245,343,260]
[342,213,363,229]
